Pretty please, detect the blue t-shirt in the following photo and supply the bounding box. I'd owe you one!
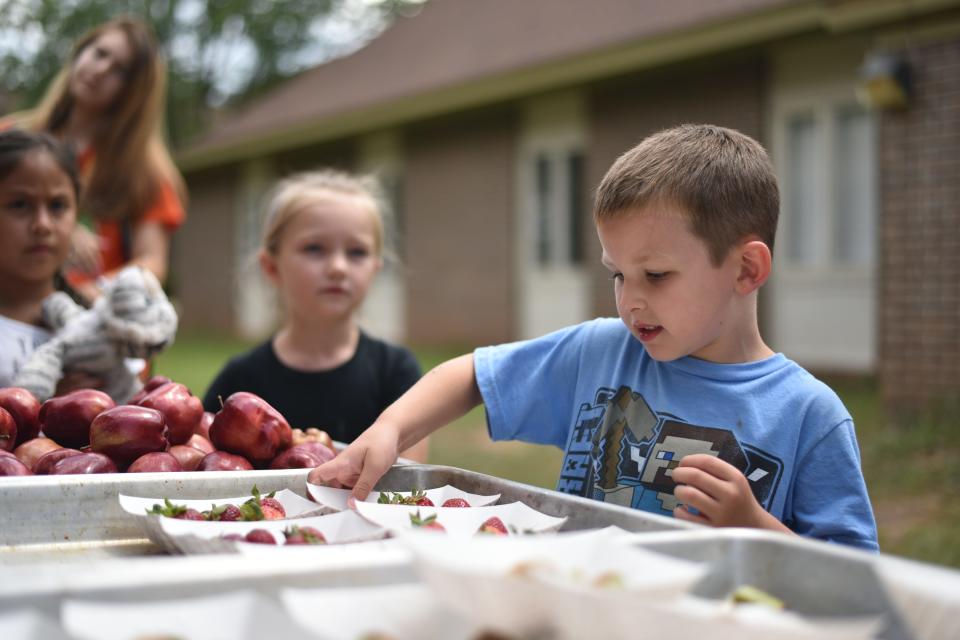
[474,318,878,551]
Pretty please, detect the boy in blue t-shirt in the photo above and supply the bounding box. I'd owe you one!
[311,124,878,551]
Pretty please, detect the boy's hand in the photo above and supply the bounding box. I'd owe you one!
[670,454,769,528]
[307,422,401,501]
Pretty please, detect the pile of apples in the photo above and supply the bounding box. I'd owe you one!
[0,378,336,476]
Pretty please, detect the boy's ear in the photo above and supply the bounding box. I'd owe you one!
[258,250,279,284]
[735,238,772,295]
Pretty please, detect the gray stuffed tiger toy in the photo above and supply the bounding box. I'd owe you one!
[14,266,178,403]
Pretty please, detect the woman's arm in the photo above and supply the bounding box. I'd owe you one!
[128,220,171,283]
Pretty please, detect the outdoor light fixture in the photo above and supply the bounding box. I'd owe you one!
[856,50,911,110]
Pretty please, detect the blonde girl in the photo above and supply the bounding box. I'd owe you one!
[203,170,427,462]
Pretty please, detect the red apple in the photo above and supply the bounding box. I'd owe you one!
[128,375,173,405]
[0,387,42,446]
[89,406,168,469]
[185,433,215,454]
[0,455,33,476]
[291,428,335,452]
[137,382,203,446]
[269,442,336,469]
[128,451,183,473]
[0,407,15,453]
[14,437,62,469]
[49,451,118,475]
[196,451,253,471]
[40,389,115,449]
[34,448,83,474]
[209,392,292,466]
[168,444,205,471]
[195,411,214,439]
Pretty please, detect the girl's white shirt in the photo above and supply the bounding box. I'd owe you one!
[0,314,52,388]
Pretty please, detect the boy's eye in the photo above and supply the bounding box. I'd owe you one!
[646,271,669,282]
[303,243,326,254]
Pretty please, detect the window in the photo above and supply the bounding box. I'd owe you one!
[782,104,876,270]
[785,114,819,266]
[531,149,585,268]
[833,107,876,267]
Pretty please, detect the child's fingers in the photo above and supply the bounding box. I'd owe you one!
[677,453,741,480]
[674,504,710,526]
[671,464,727,502]
[673,482,719,519]
[308,455,354,488]
[350,446,396,501]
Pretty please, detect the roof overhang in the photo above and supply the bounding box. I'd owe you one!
[177,0,960,172]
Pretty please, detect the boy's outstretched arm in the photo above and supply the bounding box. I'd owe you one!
[308,354,482,500]
[671,454,793,535]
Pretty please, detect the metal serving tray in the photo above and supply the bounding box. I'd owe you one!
[628,528,960,640]
[0,463,686,632]
[0,464,686,565]
[1,465,959,639]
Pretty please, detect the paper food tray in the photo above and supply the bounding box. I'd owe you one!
[407,526,707,637]
[306,482,500,512]
[281,583,479,640]
[0,610,74,640]
[157,509,387,553]
[353,500,566,537]
[61,590,320,640]
[119,488,326,552]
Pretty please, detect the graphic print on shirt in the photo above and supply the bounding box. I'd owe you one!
[557,386,783,514]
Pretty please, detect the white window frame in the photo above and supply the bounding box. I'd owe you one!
[515,91,591,339]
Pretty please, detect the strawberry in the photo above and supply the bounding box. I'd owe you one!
[378,489,434,506]
[244,529,277,544]
[409,510,445,532]
[477,516,508,535]
[206,503,243,521]
[147,498,204,520]
[441,498,470,508]
[283,525,327,545]
[259,497,286,520]
[238,485,287,521]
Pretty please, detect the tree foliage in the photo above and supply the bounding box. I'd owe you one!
[0,0,423,146]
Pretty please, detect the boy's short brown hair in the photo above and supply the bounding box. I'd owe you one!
[594,124,779,266]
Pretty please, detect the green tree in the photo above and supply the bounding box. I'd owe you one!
[0,0,424,146]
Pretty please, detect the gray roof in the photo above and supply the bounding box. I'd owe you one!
[179,0,817,168]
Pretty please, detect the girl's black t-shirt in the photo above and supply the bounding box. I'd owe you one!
[201,333,421,445]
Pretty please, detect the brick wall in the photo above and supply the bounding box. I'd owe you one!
[174,165,238,333]
[879,36,960,411]
[404,109,518,346]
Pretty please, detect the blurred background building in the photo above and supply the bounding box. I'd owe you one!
[173,0,960,412]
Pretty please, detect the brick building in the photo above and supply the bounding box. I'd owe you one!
[175,0,960,411]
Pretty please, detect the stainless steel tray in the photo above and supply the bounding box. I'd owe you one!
[0,464,687,564]
[0,465,959,639]
[628,528,960,640]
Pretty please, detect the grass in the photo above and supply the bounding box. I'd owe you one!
[155,333,960,568]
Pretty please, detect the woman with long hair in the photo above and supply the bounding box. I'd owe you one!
[16,16,187,300]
